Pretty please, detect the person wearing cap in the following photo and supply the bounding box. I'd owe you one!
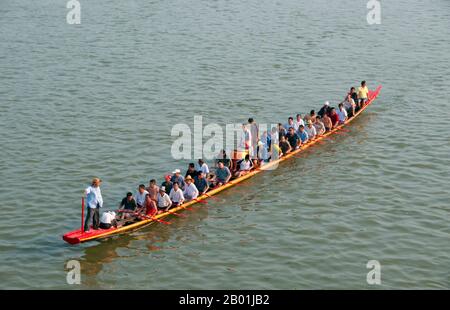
[161,174,173,195]
[318,101,330,118]
[297,125,309,144]
[194,172,209,195]
[286,127,301,150]
[322,112,332,132]
[135,184,149,209]
[118,192,137,219]
[156,186,172,212]
[336,103,348,124]
[171,169,185,189]
[169,182,184,207]
[305,119,317,140]
[258,135,270,163]
[84,178,103,232]
[357,80,369,106]
[99,211,117,229]
[183,175,199,201]
[293,114,305,131]
[196,159,210,175]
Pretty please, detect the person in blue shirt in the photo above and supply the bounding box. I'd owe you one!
[84,178,103,232]
[297,125,309,144]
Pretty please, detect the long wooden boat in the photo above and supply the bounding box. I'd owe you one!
[63,86,382,244]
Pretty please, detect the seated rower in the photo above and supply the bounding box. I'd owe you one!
[183,175,199,201]
[161,174,173,195]
[284,117,295,131]
[286,127,301,150]
[196,159,209,175]
[348,87,359,111]
[146,179,159,206]
[118,192,137,219]
[185,163,199,179]
[309,110,317,123]
[322,112,332,132]
[171,169,185,189]
[318,101,330,118]
[235,154,254,178]
[305,120,317,140]
[135,184,149,209]
[277,123,287,140]
[156,186,172,213]
[212,161,232,187]
[278,135,292,156]
[169,182,184,207]
[336,103,348,124]
[215,149,232,170]
[297,125,309,144]
[99,211,117,229]
[329,107,340,128]
[314,116,326,136]
[143,194,157,216]
[194,172,209,195]
[293,114,305,131]
[344,88,357,117]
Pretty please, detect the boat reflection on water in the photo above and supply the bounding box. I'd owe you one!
[72,203,211,287]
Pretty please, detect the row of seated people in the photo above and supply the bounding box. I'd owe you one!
[101,83,371,227]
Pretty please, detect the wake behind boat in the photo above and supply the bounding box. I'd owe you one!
[63,84,382,245]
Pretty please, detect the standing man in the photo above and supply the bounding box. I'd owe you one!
[84,178,103,232]
[248,118,259,159]
[239,123,252,152]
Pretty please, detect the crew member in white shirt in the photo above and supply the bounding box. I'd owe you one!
[305,120,317,140]
[183,175,199,201]
[169,182,185,207]
[84,178,103,232]
[157,186,172,212]
[293,114,305,131]
[99,211,117,229]
[337,103,348,124]
[135,184,149,208]
[196,159,210,175]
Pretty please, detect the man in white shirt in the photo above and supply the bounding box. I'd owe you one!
[169,182,184,207]
[100,211,117,229]
[157,187,172,212]
[183,175,199,201]
[238,123,252,151]
[337,103,348,124]
[84,178,103,232]
[305,120,317,140]
[284,117,295,131]
[135,184,149,208]
[293,114,305,131]
[196,159,209,175]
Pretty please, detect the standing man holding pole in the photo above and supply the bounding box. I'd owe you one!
[84,178,103,232]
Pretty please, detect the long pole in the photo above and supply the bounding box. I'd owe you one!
[81,196,85,232]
